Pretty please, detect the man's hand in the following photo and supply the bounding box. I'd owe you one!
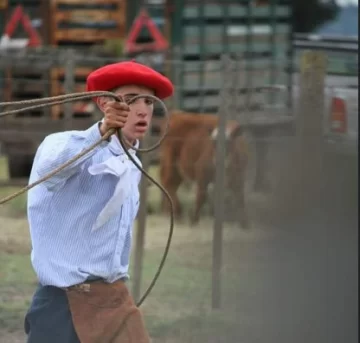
[99,101,130,136]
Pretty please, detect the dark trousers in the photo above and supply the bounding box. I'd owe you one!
[25,284,80,343]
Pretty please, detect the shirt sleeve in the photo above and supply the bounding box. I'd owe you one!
[34,122,109,191]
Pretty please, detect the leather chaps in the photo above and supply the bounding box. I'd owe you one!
[65,279,150,343]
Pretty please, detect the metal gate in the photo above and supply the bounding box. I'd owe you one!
[166,0,293,114]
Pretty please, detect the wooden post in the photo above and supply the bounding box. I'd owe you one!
[172,46,182,110]
[212,54,234,310]
[295,50,327,210]
[273,51,326,219]
[63,49,75,128]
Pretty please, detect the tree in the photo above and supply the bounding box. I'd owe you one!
[292,0,340,33]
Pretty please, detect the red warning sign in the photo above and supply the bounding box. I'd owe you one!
[0,5,41,49]
[125,9,168,54]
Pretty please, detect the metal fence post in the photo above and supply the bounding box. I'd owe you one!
[212,54,234,310]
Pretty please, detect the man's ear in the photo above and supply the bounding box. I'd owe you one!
[96,96,106,112]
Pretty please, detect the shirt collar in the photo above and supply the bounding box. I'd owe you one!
[108,134,139,156]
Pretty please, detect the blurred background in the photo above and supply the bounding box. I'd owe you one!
[0,1,358,343]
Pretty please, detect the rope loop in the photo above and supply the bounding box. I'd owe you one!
[0,91,174,308]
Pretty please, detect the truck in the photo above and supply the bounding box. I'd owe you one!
[293,34,358,157]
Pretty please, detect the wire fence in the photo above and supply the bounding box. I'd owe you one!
[0,48,358,343]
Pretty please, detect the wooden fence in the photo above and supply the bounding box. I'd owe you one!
[0,49,294,185]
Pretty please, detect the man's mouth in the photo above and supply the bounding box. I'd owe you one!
[135,120,148,130]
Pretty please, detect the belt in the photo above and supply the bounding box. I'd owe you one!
[60,277,125,293]
[60,276,103,293]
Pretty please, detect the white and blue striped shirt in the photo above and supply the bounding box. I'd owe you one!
[27,122,142,288]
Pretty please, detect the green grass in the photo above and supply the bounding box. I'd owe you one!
[0,213,256,342]
[0,253,36,332]
[0,156,250,342]
[0,157,27,216]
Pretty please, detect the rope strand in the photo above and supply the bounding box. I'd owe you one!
[0,91,174,308]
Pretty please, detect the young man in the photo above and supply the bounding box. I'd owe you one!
[24,60,174,343]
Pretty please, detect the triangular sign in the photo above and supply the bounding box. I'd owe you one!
[0,5,41,49]
[125,9,168,54]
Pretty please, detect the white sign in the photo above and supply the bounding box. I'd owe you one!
[0,34,29,50]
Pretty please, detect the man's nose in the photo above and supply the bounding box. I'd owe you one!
[136,105,147,115]
[137,110,147,118]
[135,101,149,116]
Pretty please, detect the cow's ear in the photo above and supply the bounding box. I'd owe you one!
[209,127,218,140]
[229,124,244,138]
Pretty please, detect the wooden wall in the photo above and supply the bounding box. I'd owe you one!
[0,0,50,117]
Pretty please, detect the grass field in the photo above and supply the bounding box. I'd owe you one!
[0,156,271,343]
[1,140,357,342]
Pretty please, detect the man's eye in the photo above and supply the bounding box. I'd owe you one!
[146,99,154,105]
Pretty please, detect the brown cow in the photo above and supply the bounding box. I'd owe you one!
[159,111,250,229]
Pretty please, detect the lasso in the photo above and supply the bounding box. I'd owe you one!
[0,91,174,307]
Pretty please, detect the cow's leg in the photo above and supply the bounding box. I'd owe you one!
[164,176,183,220]
[235,176,250,229]
[159,161,183,220]
[189,181,208,226]
[159,161,170,213]
[207,185,215,217]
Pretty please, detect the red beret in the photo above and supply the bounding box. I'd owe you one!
[86,60,174,100]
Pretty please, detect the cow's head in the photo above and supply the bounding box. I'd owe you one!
[208,122,244,167]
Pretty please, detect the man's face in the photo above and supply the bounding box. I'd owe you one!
[99,84,155,143]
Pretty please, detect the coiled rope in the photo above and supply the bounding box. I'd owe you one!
[0,91,174,307]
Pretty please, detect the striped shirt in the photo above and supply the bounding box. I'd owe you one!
[27,122,142,288]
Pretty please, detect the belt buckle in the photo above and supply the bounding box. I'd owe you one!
[63,283,91,293]
[75,283,91,293]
